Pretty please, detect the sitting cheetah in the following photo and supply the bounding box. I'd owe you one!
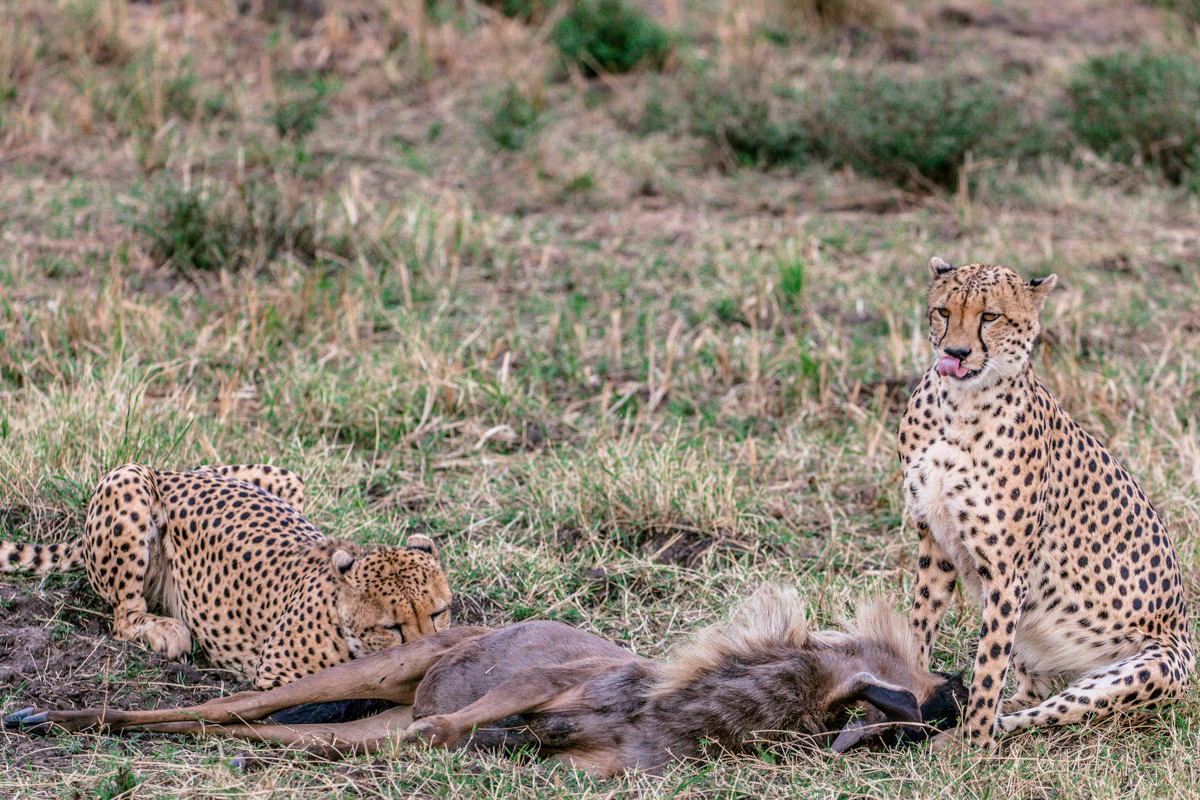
[0,464,452,689]
[901,258,1193,750]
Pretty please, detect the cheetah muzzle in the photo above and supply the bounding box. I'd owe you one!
[902,257,1194,750]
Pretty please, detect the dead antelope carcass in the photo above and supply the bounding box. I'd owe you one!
[5,585,966,775]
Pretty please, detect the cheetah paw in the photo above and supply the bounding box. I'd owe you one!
[928,729,956,751]
[132,617,193,660]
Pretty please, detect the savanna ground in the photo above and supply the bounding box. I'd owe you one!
[3,0,1200,796]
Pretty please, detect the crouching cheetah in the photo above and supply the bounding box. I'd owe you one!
[902,258,1193,750]
[0,464,452,689]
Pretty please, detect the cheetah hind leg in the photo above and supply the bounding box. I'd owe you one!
[86,464,192,661]
[997,639,1191,734]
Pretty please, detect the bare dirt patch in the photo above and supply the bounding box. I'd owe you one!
[0,580,245,771]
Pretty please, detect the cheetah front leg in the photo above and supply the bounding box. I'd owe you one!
[83,464,191,660]
[957,572,1026,750]
[909,520,959,670]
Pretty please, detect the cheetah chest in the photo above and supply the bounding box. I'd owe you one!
[904,439,989,604]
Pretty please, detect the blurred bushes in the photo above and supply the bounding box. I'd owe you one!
[552,0,673,76]
[684,70,1034,190]
[1065,50,1200,186]
[134,0,1200,196]
[686,72,812,168]
[809,73,1029,190]
[480,0,555,23]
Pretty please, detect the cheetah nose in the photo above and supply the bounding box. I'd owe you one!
[943,347,970,360]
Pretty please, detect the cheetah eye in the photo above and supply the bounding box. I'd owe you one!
[935,308,950,318]
[981,312,999,322]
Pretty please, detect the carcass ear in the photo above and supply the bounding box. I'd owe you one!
[826,672,921,753]
[830,708,887,754]
[829,671,920,722]
[927,256,955,281]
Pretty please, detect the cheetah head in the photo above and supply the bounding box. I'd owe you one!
[331,534,452,658]
[925,257,1057,387]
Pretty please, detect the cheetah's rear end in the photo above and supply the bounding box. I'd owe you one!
[902,258,1193,749]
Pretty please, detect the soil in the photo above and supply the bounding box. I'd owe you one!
[0,578,247,771]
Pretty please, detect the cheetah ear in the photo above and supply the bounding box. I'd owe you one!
[405,534,436,555]
[331,549,356,577]
[927,257,955,281]
[1028,274,1058,309]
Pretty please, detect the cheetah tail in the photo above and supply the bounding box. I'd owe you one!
[0,540,84,574]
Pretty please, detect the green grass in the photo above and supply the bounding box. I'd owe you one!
[483,82,546,150]
[1,0,1200,797]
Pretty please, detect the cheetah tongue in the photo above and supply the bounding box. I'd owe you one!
[937,356,971,378]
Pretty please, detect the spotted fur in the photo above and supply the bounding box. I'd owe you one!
[901,258,1193,749]
[0,464,452,690]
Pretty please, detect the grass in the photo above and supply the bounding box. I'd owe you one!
[140,180,332,273]
[484,82,546,150]
[1,0,1200,797]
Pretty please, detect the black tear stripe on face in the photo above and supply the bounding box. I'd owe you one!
[977,291,992,362]
[933,310,948,350]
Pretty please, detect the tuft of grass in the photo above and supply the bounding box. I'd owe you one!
[62,0,133,67]
[0,11,38,103]
[483,82,545,150]
[524,434,766,554]
[777,252,804,314]
[1064,50,1200,186]
[92,48,202,137]
[140,183,325,273]
[552,0,674,77]
[95,763,138,800]
[271,74,337,140]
